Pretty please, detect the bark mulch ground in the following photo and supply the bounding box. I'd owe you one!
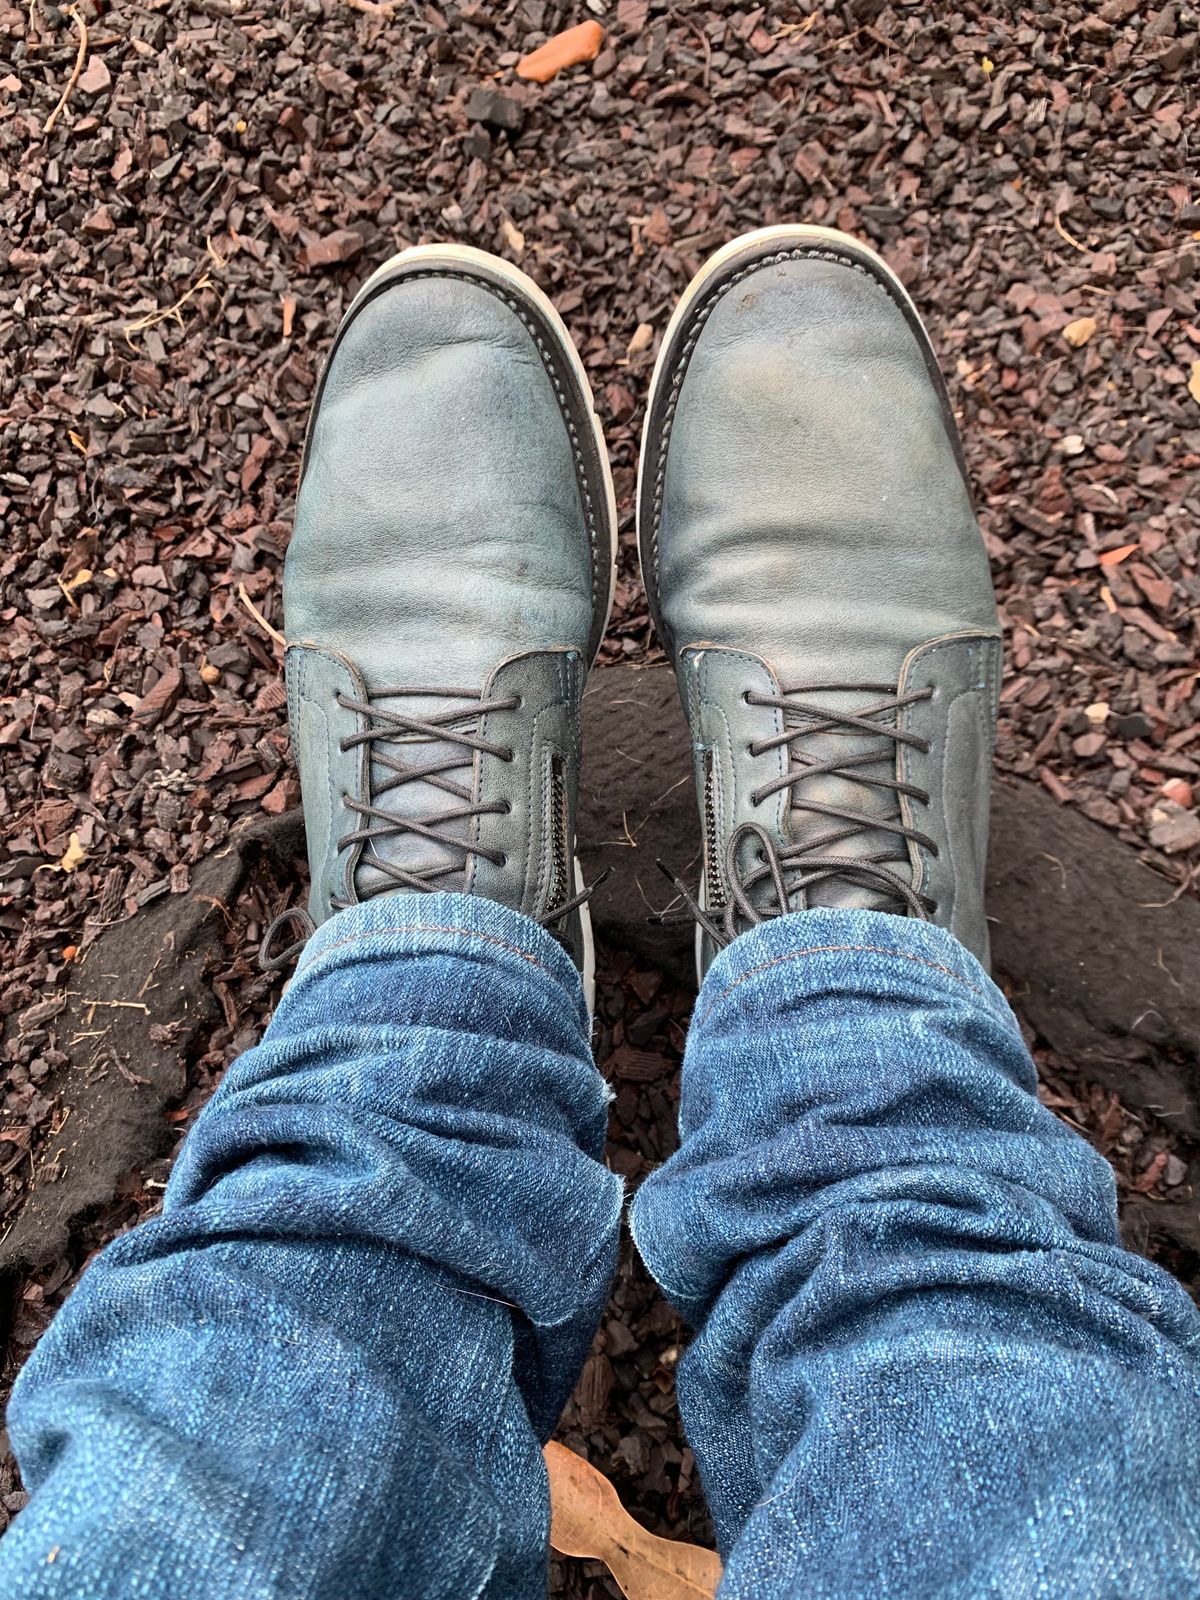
[1,1,1198,1590]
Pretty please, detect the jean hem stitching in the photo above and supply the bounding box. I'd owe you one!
[697,942,1004,1029]
[299,923,560,981]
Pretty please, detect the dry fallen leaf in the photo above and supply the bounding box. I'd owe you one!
[1097,543,1138,567]
[59,833,87,873]
[545,1441,721,1600]
[61,565,92,594]
[1062,316,1097,348]
[628,322,654,355]
[1188,361,1200,406]
[501,216,525,255]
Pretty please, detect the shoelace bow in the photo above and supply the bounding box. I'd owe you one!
[260,685,600,971]
[659,681,940,950]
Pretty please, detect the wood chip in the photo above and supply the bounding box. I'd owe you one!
[1062,316,1097,347]
[517,21,605,83]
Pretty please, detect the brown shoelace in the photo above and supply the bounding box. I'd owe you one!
[660,681,940,950]
[260,684,600,971]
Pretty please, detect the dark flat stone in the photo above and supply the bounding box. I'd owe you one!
[0,812,302,1276]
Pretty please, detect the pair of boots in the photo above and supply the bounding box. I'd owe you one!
[271,226,1000,1000]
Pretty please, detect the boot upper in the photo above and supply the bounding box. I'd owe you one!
[639,236,1001,966]
[288,272,607,688]
[283,256,612,955]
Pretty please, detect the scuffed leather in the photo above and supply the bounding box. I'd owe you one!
[646,244,1002,967]
[682,646,790,896]
[283,265,602,953]
[285,644,370,923]
[652,252,997,684]
[287,272,598,691]
[681,646,788,973]
[468,649,586,966]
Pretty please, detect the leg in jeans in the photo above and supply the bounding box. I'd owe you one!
[634,226,1200,1595]
[632,909,1200,1596]
[1,897,622,1599]
[2,245,622,1595]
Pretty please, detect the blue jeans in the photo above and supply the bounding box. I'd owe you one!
[2,896,1198,1597]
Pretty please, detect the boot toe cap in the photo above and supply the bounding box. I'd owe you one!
[288,268,601,688]
[650,245,997,683]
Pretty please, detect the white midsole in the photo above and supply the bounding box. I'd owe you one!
[575,854,596,1019]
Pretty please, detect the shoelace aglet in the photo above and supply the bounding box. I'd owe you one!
[651,861,727,946]
[539,864,613,927]
[652,858,689,904]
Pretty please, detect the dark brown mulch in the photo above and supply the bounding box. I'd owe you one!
[1,0,1198,1589]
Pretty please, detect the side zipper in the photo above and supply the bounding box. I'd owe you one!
[548,751,571,913]
[703,747,725,911]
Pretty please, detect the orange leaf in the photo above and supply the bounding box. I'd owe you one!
[1097,543,1138,567]
[545,1441,722,1600]
[517,20,605,83]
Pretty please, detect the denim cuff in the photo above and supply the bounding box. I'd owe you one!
[292,890,586,1012]
[696,906,1023,1040]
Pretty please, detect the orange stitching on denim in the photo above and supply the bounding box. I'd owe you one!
[697,943,990,1028]
[299,924,555,977]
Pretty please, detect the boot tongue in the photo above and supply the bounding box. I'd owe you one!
[779,685,914,913]
[352,689,479,901]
